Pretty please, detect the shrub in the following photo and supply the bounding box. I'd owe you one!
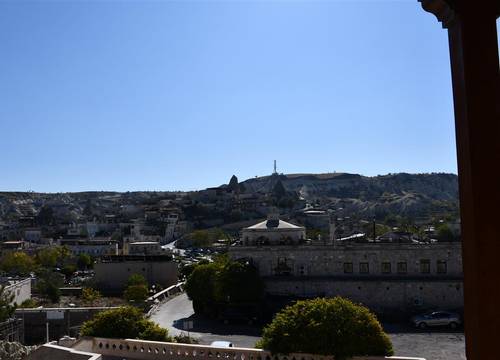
[124,284,149,303]
[174,334,199,344]
[18,298,38,308]
[80,306,170,341]
[127,273,148,287]
[256,297,393,360]
[82,287,102,306]
[0,285,15,322]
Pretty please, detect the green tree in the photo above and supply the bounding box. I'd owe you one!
[82,287,102,306]
[185,263,218,315]
[36,270,63,303]
[256,297,393,360]
[123,284,149,303]
[36,205,54,226]
[0,252,35,276]
[80,307,170,341]
[0,285,15,322]
[215,260,264,304]
[77,253,93,270]
[35,246,71,268]
[61,264,77,278]
[436,224,455,242]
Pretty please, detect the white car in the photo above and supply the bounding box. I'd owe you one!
[210,341,233,348]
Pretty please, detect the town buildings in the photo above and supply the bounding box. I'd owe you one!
[230,214,463,317]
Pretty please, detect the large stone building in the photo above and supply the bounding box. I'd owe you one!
[230,215,463,317]
[240,212,306,246]
[94,255,178,294]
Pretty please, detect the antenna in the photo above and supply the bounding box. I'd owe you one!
[273,160,277,175]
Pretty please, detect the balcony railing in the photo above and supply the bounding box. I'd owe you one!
[68,337,426,360]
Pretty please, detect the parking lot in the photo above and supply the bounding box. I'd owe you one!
[150,293,466,360]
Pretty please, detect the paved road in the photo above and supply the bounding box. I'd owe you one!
[149,293,260,347]
[150,293,465,359]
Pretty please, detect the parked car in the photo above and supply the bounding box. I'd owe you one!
[411,310,461,329]
[210,341,233,348]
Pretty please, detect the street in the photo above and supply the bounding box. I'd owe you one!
[149,293,261,347]
[150,293,465,359]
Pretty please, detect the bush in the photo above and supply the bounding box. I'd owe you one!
[174,334,199,344]
[80,306,170,341]
[127,273,148,287]
[124,284,149,303]
[256,297,393,360]
[18,298,38,308]
[0,285,15,322]
[82,287,102,305]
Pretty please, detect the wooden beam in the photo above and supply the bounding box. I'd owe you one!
[419,1,500,359]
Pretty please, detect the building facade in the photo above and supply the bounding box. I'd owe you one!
[94,255,178,293]
[230,217,463,317]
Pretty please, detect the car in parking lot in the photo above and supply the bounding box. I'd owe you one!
[411,310,462,329]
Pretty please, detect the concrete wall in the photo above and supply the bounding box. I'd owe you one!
[4,277,31,306]
[15,307,118,345]
[94,260,178,292]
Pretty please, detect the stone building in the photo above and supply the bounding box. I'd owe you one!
[58,238,118,257]
[94,255,178,294]
[230,215,463,317]
[240,212,306,246]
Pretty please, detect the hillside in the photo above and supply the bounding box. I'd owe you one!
[240,172,459,220]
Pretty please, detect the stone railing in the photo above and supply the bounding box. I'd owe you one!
[147,282,184,304]
[71,337,425,360]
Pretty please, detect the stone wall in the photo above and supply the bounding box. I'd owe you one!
[15,307,118,345]
[94,260,178,293]
[229,242,463,316]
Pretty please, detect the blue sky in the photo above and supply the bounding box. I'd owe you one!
[0,1,461,192]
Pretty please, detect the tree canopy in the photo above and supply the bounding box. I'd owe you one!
[185,257,264,317]
[256,297,393,360]
[0,252,35,276]
[124,274,149,304]
[80,306,170,341]
[0,285,15,322]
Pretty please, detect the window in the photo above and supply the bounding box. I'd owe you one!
[274,258,292,276]
[299,265,306,276]
[437,260,447,274]
[381,262,391,274]
[397,262,407,274]
[359,262,369,274]
[420,259,431,274]
[343,262,353,274]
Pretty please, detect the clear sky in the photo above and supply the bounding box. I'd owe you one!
[0,0,462,192]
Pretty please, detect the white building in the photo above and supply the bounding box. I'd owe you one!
[240,212,306,246]
[1,277,31,306]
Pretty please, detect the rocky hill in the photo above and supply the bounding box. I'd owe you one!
[240,172,459,220]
